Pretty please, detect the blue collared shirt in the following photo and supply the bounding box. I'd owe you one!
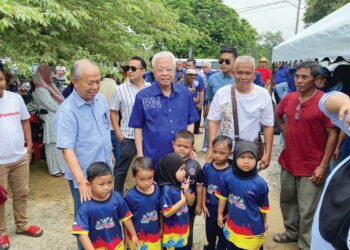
[128,82,199,166]
[274,64,290,85]
[205,71,234,102]
[178,79,205,98]
[55,90,112,186]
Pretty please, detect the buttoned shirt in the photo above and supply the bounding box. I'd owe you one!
[205,71,234,102]
[110,80,151,139]
[128,82,199,166]
[55,90,112,187]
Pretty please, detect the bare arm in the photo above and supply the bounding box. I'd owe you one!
[195,185,203,215]
[259,126,274,170]
[217,198,227,228]
[134,128,144,157]
[202,187,209,219]
[123,219,139,248]
[310,127,338,185]
[187,123,194,133]
[205,120,219,162]
[275,111,286,137]
[333,131,346,161]
[110,110,123,143]
[21,119,32,155]
[197,91,204,110]
[163,192,187,217]
[79,235,95,250]
[62,148,92,202]
[324,93,350,128]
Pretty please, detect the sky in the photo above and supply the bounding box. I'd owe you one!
[223,0,306,40]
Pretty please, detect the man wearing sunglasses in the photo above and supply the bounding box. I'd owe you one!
[275,61,338,250]
[110,56,151,193]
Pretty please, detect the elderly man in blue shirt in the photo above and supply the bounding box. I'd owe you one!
[55,60,112,231]
[129,51,199,167]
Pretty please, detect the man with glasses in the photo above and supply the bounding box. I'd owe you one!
[110,56,151,193]
[274,61,338,250]
[129,51,199,167]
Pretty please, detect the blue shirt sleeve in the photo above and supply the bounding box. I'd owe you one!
[202,164,208,187]
[128,93,145,128]
[217,173,229,199]
[55,108,77,149]
[205,79,214,102]
[257,182,269,213]
[160,186,175,216]
[115,192,132,221]
[72,203,89,234]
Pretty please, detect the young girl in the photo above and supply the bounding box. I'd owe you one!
[202,135,232,250]
[124,157,162,249]
[217,140,269,250]
[158,153,194,250]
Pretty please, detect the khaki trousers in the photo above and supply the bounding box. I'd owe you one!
[280,168,323,250]
[0,154,30,234]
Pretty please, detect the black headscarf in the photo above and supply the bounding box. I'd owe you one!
[157,153,185,188]
[232,140,259,178]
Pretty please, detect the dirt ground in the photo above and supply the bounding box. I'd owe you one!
[4,134,299,250]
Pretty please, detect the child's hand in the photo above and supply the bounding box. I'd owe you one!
[203,205,210,219]
[195,204,203,216]
[181,177,190,193]
[217,214,224,228]
[124,234,130,248]
[265,223,269,231]
[131,234,139,249]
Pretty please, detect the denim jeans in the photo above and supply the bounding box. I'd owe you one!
[114,138,136,193]
[68,180,83,250]
[202,118,209,150]
[111,130,121,172]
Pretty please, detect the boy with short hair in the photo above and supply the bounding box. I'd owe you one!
[172,130,203,249]
[71,162,138,250]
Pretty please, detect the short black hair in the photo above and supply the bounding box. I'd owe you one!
[212,135,233,151]
[130,56,147,70]
[220,47,238,59]
[296,61,320,77]
[187,59,196,66]
[87,162,112,182]
[132,157,154,176]
[174,130,194,145]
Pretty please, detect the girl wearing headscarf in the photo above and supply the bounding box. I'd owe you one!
[32,65,65,177]
[216,140,269,250]
[158,153,194,250]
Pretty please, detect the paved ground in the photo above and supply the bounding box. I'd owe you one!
[3,133,299,249]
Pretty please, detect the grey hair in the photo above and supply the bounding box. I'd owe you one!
[202,62,211,68]
[151,51,176,69]
[234,56,255,70]
[71,59,98,81]
[296,61,320,76]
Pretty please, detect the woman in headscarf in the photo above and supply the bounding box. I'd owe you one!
[32,65,65,177]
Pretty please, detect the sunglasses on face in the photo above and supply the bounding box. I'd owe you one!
[219,59,231,65]
[125,65,143,72]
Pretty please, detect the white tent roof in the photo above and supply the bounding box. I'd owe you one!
[272,3,350,62]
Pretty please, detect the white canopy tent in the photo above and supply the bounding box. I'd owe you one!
[272,3,350,63]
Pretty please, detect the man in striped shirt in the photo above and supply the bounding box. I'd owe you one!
[110,56,151,193]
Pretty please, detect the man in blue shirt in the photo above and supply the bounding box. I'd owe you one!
[129,51,199,167]
[55,60,113,248]
[273,62,290,104]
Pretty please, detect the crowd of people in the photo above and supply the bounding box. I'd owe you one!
[0,46,349,250]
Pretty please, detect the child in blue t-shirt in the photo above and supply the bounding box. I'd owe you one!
[202,135,232,250]
[158,153,195,250]
[217,140,269,250]
[172,130,204,249]
[124,157,162,250]
[71,162,138,250]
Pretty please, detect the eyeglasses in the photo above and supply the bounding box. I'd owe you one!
[295,74,312,81]
[155,67,174,73]
[125,66,143,72]
[219,59,231,65]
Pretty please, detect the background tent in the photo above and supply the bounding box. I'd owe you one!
[272,3,350,63]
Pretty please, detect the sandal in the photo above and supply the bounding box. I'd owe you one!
[0,234,10,250]
[51,172,64,177]
[16,225,43,237]
[272,232,297,243]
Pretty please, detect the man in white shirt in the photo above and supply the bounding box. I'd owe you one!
[206,56,274,170]
[110,56,151,193]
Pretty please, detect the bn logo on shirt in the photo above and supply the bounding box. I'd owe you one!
[142,97,161,110]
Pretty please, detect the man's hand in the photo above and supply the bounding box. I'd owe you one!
[332,147,341,161]
[310,164,327,185]
[203,205,210,219]
[205,147,213,163]
[258,154,270,171]
[131,235,139,249]
[195,204,202,216]
[78,179,92,202]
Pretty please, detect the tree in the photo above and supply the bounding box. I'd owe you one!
[255,31,284,63]
[303,0,350,26]
[0,0,199,75]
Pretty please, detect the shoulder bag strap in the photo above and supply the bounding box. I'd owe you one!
[231,86,240,142]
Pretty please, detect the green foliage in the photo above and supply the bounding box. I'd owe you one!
[304,0,350,26]
[254,31,284,63]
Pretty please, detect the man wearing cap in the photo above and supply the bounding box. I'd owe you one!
[256,57,272,87]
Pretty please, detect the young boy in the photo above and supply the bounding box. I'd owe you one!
[71,162,138,250]
[172,130,203,249]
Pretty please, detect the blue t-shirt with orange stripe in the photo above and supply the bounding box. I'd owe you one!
[216,170,269,249]
[71,191,132,250]
[160,184,190,248]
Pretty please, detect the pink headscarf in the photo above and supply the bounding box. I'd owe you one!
[33,65,64,104]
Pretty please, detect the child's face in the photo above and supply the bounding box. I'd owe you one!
[172,138,193,160]
[236,152,257,172]
[133,168,154,192]
[212,143,231,165]
[175,164,186,183]
[90,174,113,201]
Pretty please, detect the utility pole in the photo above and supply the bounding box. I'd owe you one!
[295,0,302,34]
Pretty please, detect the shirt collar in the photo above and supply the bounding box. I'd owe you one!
[72,89,99,107]
[153,82,180,96]
[220,71,232,79]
